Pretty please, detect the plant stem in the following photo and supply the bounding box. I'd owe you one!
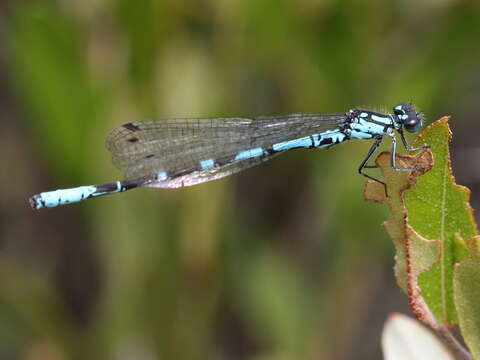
[434,324,471,360]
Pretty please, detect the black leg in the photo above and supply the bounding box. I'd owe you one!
[358,136,385,185]
[398,129,429,151]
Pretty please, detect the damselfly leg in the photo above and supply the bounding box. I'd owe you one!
[398,129,429,152]
[392,130,430,171]
[358,135,384,186]
[359,131,429,196]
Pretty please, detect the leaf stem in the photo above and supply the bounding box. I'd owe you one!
[434,324,471,360]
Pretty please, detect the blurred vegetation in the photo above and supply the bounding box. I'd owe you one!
[1,0,480,359]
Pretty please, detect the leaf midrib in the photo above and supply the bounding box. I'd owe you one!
[440,142,447,321]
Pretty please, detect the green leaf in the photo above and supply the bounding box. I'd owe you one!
[364,147,440,325]
[407,118,477,324]
[453,236,480,359]
[365,117,480,358]
[366,117,478,323]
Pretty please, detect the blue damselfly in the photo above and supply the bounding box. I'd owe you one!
[29,103,428,209]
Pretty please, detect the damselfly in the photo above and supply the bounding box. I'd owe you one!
[29,103,428,209]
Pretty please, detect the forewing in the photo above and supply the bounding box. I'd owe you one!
[106,113,343,181]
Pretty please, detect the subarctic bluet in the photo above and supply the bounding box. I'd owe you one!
[29,103,428,209]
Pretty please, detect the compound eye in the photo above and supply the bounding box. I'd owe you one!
[404,117,422,133]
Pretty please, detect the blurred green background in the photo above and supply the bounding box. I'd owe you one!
[1,0,480,359]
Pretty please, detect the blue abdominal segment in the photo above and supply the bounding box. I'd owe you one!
[30,185,108,209]
[156,171,168,180]
[272,136,314,151]
[230,130,347,161]
[315,130,347,148]
[200,159,215,170]
[269,131,346,152]
[234,147,264,161]
[29,180,142,209]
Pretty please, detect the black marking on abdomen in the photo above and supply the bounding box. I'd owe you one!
[319,137,333,146]
[264,146,278,155]
[127,137,139,143]
[216,155,235,167]
[123,122,140,131]
[144,154,155,159]
[169,165,200,178]
[120,179,142,191]
[95,182,121,193]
